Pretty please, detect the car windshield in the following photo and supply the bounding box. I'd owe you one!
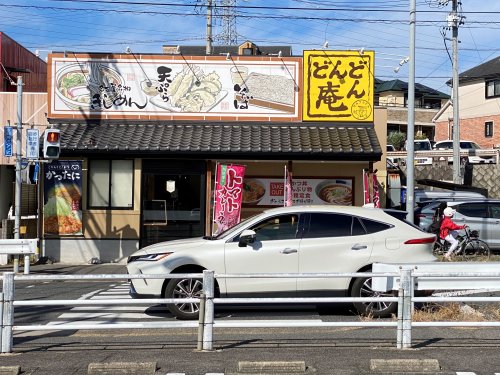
[415,142,431,151]
[212,213,260,239]
[460,142,480,149]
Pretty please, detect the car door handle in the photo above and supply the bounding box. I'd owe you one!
[280,248,298,254]
[351,245,368,250]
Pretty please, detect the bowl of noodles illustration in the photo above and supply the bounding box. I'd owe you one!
[55,62,124,110]
[242,179,266,205]
[316,180,353,205]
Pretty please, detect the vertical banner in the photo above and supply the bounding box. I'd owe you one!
[213,164,246,236]
[43,160,83,235]
[363,170,370,205]
[284,165,293,207]
[372,172,380,208]
[3,126,13,157]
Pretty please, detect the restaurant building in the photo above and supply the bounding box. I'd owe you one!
[43,45,386,263]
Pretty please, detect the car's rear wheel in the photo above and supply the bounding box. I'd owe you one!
[165,277,203,320]
[351,276,397,318]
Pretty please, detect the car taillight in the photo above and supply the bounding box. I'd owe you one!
[404,236,436,244]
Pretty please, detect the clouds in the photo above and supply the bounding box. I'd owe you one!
[2,0,500,92]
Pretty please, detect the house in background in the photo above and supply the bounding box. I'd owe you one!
[375,79,449,143]
[0,32,48,228]
[433,56,500,149]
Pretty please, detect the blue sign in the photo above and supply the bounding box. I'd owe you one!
[3,126,13,157]
[33,162,39,183]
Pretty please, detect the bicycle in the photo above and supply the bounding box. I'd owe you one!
[433,226,491,261]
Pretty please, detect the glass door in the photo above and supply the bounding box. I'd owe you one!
[141,160,205,247]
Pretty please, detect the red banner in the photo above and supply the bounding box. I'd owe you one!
[213,164,246,235]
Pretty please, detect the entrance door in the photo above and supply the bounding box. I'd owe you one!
[141,160,206,247]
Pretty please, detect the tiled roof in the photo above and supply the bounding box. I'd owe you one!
[456,56,500,84]
[56,122,382,161]
[375,79,449,99]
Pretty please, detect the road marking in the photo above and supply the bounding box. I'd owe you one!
[433,288,500,297]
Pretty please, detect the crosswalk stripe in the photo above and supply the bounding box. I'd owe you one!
[456,372,477,375]
[57,312,166,319]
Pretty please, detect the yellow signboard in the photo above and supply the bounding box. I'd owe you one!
[303,50,374,122]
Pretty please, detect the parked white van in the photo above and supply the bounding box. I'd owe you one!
[403,139,433,165]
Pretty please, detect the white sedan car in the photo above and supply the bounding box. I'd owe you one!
[127,205,436,319]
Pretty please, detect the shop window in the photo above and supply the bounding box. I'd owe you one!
[88,159,134,209]
[485,121,493,138]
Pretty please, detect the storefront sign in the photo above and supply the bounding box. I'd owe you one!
[303,50,374,122]
[26,129,39,159]
[213,164,246,235]
[43,160,83,236]
[242,177,353,206]
[3,126,13,157]
[48,54,302,121]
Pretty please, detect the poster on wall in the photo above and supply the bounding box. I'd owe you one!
[213,164,246,235]
[48,54,302,121]
[43,160,83,236]
[302,50,374,122]
[242,177,353,206]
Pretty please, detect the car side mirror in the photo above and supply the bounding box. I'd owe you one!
[238,229,256,247]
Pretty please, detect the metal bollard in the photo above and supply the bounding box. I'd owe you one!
[1,272,15,353]
[202,270,215,351]
[24,255,30,275]
[197,293,206,351]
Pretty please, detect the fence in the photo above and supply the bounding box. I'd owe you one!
[1,267,500,354]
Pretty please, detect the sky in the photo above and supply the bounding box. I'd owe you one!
[1,0,500,94]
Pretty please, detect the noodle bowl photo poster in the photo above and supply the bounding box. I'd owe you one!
[43,160,83,236]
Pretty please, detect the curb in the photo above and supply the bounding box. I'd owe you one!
[87,362,157,375]
[370,359,440,372]
[0,366,20,375]
[237,361,306,373]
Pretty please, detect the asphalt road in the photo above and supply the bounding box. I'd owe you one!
[1,263,500,374]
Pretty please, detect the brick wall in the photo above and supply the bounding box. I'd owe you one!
[434,114,500,148]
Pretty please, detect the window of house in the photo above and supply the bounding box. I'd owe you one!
[485,121,494,138]
[88,159,134,209]
[486,80,500,98]
[242,47,254,55]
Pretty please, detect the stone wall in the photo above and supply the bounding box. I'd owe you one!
[399,163,500,199]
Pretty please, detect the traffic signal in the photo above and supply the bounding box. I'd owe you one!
[43,128,60,159]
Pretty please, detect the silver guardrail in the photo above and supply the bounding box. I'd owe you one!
[387,149,500,164]
[1,268,500,353]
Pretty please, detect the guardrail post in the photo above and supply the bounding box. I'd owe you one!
[197,293,206,351]
[400,267,413,349]
[1,272,15,353]
[0,292,4,351]
[396,275,404,349]
[202,270,215,351]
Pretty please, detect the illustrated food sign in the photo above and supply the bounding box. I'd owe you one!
[48,54,301,120]
[43,160,83,236]
[242,177,353,206]
[303,50,374,122]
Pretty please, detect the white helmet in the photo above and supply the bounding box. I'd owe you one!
[443,207,455,217]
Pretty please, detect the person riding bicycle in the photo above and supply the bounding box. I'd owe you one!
[440,207,467,260]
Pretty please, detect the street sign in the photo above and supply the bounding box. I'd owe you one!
[3,126,13,157]
[26,128,40,159]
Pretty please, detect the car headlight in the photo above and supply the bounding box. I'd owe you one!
[127,252,172,263]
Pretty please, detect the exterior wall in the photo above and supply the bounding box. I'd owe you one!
[0,92,49,166]
[434,80,500,147]
[43,158,142,264]
[0,32,47,92]
[378,91,405,107]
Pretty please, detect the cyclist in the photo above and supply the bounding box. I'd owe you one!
[440,207,467,260]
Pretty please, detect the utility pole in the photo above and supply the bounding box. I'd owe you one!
[450,0,462,184]
[206,0,213,55]
[406,0,416,223]
[13,76,23,273]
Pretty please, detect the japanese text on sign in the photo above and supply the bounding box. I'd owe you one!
[303,50,374,122]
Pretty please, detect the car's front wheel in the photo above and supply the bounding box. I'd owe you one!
[351,276,397,318]
[165,277,203,320]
